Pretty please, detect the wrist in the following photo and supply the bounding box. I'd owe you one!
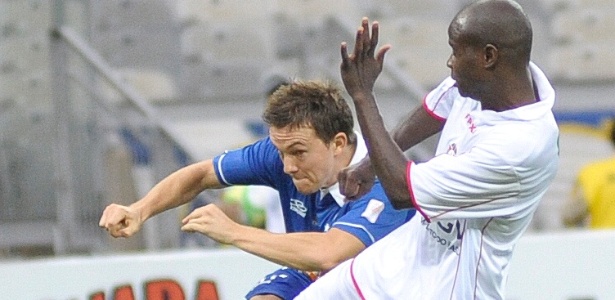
[130,201,149,223]
[350,90,374,103]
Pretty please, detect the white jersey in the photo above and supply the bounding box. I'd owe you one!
[295,62,559,300]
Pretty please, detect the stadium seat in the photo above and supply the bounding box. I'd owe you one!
[378,0,459,20]
[176,0,273,25]
[273,0,365,27]
[541,0,615,12]
[91,0,173,30]
[99,68,178,105]
[180,59,267,101]
[551,8,615,43]
[548,44,615,82]
[383,17,451,88]
[181,23,274,63]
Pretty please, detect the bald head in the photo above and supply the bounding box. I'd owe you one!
[450,0,532,65]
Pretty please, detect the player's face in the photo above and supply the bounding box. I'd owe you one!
[446,20,483,99]
[269,125,338,195]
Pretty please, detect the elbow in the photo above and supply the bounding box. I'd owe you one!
[316,255,347,272]
[311,246,356,272]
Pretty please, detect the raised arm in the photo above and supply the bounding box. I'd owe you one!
[99,159,224,238]
[339,18,440,208]
[339,105,443,200]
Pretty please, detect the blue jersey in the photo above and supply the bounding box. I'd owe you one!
[213,136,415,299]
[213,136,414,246]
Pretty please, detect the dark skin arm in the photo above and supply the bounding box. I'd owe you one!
[339,18,443,207]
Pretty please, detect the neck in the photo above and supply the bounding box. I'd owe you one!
[482,69,536,112]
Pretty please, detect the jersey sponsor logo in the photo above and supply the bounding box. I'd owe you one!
[361,199,385,223]
[465,113,477,133]
[290,198,307,218]
[421,218,463,254]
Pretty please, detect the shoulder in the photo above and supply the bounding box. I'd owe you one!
[478,120,558,164]
[426,77,459,101]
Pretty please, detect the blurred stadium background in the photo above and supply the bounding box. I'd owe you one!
[0,0,614,259]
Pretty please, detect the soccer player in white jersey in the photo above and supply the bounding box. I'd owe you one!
[295,0,559,299]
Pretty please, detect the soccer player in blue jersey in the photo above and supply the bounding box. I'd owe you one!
[99,80,415,300]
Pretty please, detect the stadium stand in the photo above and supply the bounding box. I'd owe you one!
[1,0,614,256]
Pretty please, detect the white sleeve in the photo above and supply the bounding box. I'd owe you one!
[423,77,458,121]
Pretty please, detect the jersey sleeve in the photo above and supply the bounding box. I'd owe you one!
[331,182,414,247]
[408,142,523,222]
[423,76,458,121]
[212,137,283,187]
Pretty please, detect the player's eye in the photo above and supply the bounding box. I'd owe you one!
[292,150,307,159]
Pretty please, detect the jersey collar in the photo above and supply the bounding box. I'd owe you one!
[469,62,555,125]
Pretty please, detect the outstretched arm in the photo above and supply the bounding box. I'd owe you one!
[338,19,443,202]
[181,204,365,272]
[99,159,224,238]
[340,18,417,208]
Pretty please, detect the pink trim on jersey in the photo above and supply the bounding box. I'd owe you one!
[429,198,500,220]
[422,94,446,122]
[406,161,431,223]
[350,259,366,300]
[473,218,494,298]
[450,220,467,299]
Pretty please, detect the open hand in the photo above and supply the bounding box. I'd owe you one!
[340,18,391,99]
[181,204,239,245]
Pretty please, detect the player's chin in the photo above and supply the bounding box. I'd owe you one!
[293,179,319,195]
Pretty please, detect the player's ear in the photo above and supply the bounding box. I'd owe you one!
[332,132,348,154]
[484,43,498,69]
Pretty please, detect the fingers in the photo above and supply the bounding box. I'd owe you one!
[180,222,197,233]
[368,21,379,57]
[99,204,126,230]
[376,44,392,65]
[361,18,372,58]
[343,183,362,201]
[182,206,206,224]
[107,222,132,238]
[342,18,383,68]
[340,176,362,200]
[180,212,203,233]
[98,205,115,228]
[353,25,364,60]
[340,42,350,69]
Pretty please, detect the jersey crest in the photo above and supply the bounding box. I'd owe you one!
[289,198,307,218]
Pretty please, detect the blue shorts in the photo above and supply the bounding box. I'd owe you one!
[245,267,316,300]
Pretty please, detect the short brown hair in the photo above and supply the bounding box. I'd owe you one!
[263,80,356,145]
